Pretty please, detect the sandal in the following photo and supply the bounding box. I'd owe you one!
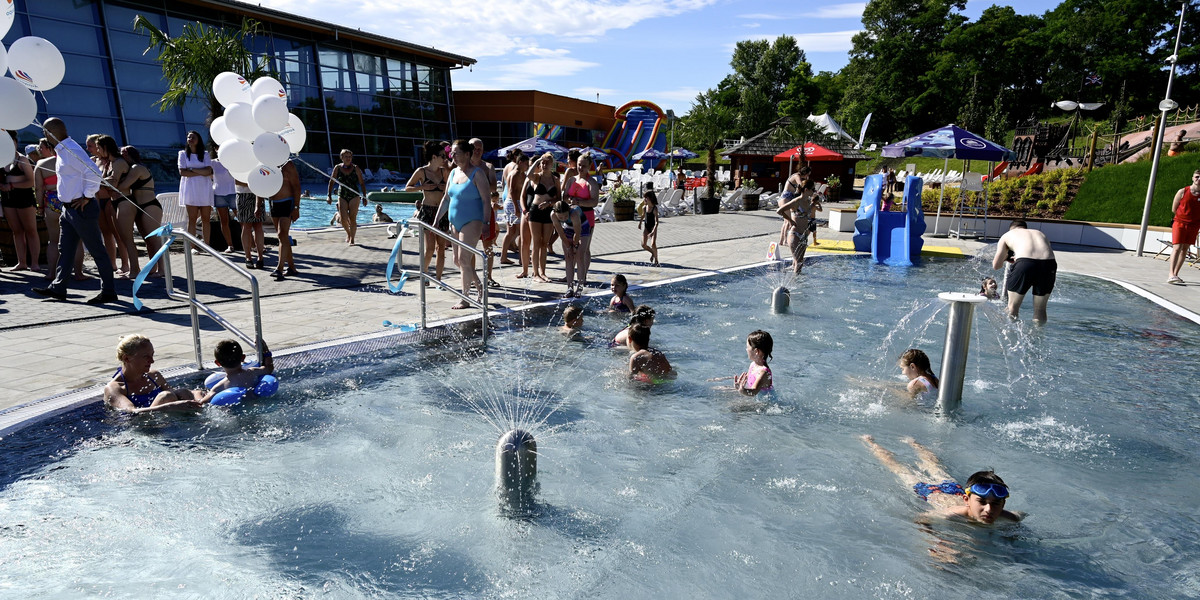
[488,279,501,288]
[1168,276,1185,285]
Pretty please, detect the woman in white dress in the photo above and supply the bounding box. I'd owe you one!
[178,130,214,245]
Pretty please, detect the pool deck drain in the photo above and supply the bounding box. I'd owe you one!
[2,203,1198,431]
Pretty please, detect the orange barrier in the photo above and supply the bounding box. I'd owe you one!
[983,161,1009,181]
[1019,162,1044,177]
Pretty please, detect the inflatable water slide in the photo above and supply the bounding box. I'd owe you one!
[599,100,668,169]
[853,173,926,266]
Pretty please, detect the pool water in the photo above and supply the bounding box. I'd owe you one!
[292,193,415,229]
[1,257,1199,598]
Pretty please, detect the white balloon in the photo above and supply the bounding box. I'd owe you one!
[223,102,263,141]
[212,71,252,108]
[0,130,15,170]
[251,95,289,132]
[278,113,307,154]
[251,76,287,102]
[208,116,236,146]
[217,138,257,173]
[229,169,252,184]
[252,132,290,167]
[0,45,8,81]
[0,77,36,130]
[1,2,14,42]
[7,37,66,91]
[247,164,282,197]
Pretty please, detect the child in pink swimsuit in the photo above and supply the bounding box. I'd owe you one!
[735,330,774,396]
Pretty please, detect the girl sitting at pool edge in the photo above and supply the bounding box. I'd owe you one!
[105,334,203,413]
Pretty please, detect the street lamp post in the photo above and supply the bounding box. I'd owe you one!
[666,109,677,170]
[1137,1,1187,257]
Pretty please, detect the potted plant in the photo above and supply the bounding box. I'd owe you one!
[825,175,842,200]
[609,183,637,221]
[741,177,760,211]
[696,180,725,214]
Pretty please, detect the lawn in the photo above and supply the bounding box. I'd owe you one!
[1064,153,1198,226]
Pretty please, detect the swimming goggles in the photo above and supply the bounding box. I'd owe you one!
[966,483,1009,498]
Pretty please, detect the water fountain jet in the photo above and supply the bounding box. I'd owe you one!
[936,292,986,413]
[771,286,791,314]
[495,429,537,513]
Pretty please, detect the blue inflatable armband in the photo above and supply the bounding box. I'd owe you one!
[208,374,279,406]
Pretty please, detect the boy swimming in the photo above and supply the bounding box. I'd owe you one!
[861,435,1021,525]
[628,323,673,383]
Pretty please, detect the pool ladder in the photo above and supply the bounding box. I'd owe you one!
[159,229,265,366]
[404,220,490,341]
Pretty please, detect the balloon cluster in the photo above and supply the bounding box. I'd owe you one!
[0,11,66,168]
[208,72,306,197]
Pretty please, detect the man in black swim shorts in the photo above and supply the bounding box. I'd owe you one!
[992,219,1056,322]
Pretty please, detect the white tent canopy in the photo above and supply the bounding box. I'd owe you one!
[807,113,857,144]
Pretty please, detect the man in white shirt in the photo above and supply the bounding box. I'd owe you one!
[34,118,117,304]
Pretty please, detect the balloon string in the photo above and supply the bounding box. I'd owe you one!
[293,155,366,200]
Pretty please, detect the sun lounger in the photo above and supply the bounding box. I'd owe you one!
[156,193,186,229]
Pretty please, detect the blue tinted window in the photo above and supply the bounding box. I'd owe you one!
[59,55,114,87]
[278,61,318,88]
[109,31,158,63]
[113,60,168,92]
[105,5,162,35]
[326,112,361,134]
[329,133,363,156]
[42,85,118,118]
[182,99,210,125]
[28,19,104,55]
[120,90,178,121]
[363,135,396,156]
[27,0,100,24]
[320,66,353,92]
[60,117,122,141]
[285,85,322,110]
[125,118,185,149]
[273,37,314,60]
[292,108,325,133]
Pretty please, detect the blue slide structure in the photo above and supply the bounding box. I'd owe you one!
[852,174,926,266]
[599,100,667,169]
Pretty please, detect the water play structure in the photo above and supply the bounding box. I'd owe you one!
[853,173,926,265]
[598,100,668,169]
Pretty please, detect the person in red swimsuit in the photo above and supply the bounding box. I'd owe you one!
[1168,170,1200,285]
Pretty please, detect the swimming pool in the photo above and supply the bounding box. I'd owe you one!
[1,257,1197,598]
[292,194,415,229]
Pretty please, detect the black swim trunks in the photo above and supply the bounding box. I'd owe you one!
[269,198,295,219]
[1006,258,1057,296]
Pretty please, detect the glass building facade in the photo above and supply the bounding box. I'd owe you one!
[5,0,473,182]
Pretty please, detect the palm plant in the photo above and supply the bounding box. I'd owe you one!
[679,90,735,202]
[133,15,272,123]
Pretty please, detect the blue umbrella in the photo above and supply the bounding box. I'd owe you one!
[669,147,699,159]
[631,147,669,161]
[882,124,1014,161]
[498,136,568,159]
[578,147,612,163]
[883,124,1014,236]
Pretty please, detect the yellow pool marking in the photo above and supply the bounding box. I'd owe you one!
[807,239,965,257]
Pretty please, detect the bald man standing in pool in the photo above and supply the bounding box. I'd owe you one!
[992,219,1056,322]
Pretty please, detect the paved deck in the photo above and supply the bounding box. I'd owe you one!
[2,203,1197,415]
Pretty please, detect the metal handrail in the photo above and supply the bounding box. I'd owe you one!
[402,219,489,341]
[158,230,264,367]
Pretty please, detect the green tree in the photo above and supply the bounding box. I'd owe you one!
[680,89,736,202]
[810,71,846,117]
[729,36,807,137]
[133,15,271,123]
[840,0,968,140]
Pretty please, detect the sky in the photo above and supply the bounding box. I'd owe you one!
[257,0,1055,116]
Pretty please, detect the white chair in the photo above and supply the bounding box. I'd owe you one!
[865,143,877,151]
[596,199,615,223]
[721,188,745,211]
[156,193,187,229]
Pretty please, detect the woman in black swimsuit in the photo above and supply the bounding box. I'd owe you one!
[405,140,449,283]
[95,135,133,276]
[522,153,559,282]
[116,145,164,278]
[0,130,40,271]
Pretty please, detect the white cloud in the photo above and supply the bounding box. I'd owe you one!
[257,0,718,59]
[738,13,785,19]
[793,30,861,53]
[806,3,866,19]
[745,23,762,28]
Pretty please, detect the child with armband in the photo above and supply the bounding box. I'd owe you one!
[200,339,275,403]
